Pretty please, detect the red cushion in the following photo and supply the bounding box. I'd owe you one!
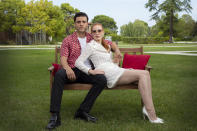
[122,53,151,70]
[52,63,62,76]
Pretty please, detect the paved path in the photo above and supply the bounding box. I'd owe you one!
[1,45,197,56]
[0,44,197,48]
[145,51,197,56]
[121,45,197,48]
[0,45,58,48]
[0,48,54,50]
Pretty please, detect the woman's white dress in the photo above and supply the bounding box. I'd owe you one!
[75,40,126,88]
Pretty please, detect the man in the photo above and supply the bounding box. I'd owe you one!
[46,12,121,129]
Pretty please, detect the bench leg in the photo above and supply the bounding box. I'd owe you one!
[49,72,53,96]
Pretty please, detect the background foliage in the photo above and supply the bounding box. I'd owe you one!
[0,0,196,44]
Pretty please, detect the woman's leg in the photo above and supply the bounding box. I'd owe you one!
[116,69,157,120]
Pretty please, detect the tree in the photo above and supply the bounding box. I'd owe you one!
[14,0,66,43]
[175,14,195,40]
[0,0,25,40]
[92,15,118,35]
[120,22,133,37]
[153,13,179,37]
[149,24,164,37]
[191,22,197,39]
[145,0,192,43]
[133,20,149,37]
[61,3,79,36]
[120,19,149,37]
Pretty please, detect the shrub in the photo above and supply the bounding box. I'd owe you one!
[192,36,197,41]
[7,40,16,45]
[110,34,122,41]
[121,37,168,44]
[109,34,168,44]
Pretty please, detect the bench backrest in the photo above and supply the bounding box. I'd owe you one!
[119,47,143,54]
[54,46,143,65]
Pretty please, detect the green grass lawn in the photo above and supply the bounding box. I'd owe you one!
[0,45,197,131]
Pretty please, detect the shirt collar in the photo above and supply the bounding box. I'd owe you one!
[73,31,93,43]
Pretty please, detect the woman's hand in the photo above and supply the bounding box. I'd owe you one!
[114,52,122,61]
[88,69,105,75]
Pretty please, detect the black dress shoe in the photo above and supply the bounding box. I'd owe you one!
[74,111,97,123]
[46,113,61,129]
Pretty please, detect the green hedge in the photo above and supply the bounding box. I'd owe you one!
[110,34,168,44]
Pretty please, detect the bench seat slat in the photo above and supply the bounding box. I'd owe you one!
[63,82,138,90]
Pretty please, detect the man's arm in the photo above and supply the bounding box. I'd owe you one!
[61,56,76,81]
[60,37,77,81]
[111,42,122,64]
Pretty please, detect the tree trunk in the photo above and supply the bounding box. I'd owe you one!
[21,31,22,45]
[169,9,173,43]
[15,33,17,45]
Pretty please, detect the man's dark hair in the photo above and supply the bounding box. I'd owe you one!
[74,12,89,22]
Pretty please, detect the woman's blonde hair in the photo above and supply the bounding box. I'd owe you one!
[91,23,110,51]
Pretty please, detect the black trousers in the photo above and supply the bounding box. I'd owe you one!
[50,68,107,113]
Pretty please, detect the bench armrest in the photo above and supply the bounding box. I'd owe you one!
[48,66,54,72]
[145,65,152,72]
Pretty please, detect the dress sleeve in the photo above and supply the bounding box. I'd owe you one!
[75,44,93,75]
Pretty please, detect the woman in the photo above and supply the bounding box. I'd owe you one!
[75,23,164,123]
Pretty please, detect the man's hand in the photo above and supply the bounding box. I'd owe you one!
[61,56,76,81]
[88,69,105,75]
[65,67,76,81]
